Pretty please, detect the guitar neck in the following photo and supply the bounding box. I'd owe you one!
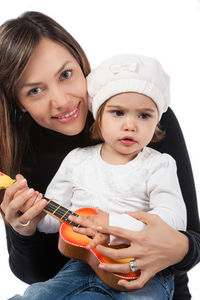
[43,196,79,227]
[0,171,80,227]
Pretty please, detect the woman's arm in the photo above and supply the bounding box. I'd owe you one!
[0,174,68,284]
[0,122,86,283]
[95,212,190,289]
[153,107,200,272]
[5,223,68,284]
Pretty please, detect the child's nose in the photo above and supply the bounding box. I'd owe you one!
[123,117,136,131]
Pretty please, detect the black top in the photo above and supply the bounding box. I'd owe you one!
[5,109,200,299]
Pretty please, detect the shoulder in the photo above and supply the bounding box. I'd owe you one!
[144,147,177,169]
[62,144,102,165]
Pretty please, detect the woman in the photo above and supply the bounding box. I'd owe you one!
[0,11,199,299]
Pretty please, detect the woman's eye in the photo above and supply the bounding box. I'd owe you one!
[111,110,124,117]
[28,87,41,96]
[61,70,72,80]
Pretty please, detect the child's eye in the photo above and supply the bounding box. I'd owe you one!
[111,110,124,117]
[138,113,150,119]
[61,70,72,80]
[28,87,42,96]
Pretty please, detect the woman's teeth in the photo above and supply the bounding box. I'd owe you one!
[56,107,78,119]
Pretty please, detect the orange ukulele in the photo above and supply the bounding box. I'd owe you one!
[0,172,140,291]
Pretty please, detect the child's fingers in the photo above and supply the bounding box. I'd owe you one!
[87,233,108,249]
[87,240,97,249]
[87,237,100,249]
[69,214,95,229]
[72,226,96,237]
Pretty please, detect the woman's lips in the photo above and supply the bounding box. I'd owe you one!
[51,103,80,123]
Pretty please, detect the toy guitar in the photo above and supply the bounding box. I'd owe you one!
[0,172,140,291]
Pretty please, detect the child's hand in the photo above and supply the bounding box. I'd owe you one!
[86,232,109,249]
[69,207,110,248]
[68,207,109,230]
[73,225,109,249]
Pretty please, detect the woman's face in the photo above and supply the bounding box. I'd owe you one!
[16,38,88,135]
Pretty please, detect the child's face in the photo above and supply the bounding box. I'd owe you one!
[100,92,159,163]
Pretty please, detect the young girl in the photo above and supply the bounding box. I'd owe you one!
[10,54,186,300]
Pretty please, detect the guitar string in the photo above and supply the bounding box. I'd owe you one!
[44,200,80,227]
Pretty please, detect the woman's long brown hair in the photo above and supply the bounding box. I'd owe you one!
[0,11,91,178]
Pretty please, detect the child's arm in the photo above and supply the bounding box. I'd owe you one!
[37,152,75,233]
[109,154,186,242]
[146,154,186,230]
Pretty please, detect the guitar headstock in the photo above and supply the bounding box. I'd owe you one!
[0,172,15,190]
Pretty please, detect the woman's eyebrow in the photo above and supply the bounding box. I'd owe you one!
[21,82,42,88]
[20,61,73,89]
[55,61,72,76]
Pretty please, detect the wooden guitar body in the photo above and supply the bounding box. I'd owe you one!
[58,207,140,291]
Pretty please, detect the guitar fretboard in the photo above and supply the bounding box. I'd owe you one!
[43,197,80,227]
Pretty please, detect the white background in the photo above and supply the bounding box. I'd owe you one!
[0,0,200,299]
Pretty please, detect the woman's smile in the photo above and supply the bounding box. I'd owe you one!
[51,102,80,123]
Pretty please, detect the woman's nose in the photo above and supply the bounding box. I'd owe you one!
[50,88,68,108]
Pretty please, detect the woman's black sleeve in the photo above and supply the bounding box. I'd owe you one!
[152,107,200,273]
[4,122,86,284]
[5,223,68,284]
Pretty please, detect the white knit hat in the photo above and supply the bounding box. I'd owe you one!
[87,54,170,121]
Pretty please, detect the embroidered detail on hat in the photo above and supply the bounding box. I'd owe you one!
[110,62,138,75]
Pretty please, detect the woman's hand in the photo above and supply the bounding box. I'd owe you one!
[1,174,47,236]
[96,211,189,290]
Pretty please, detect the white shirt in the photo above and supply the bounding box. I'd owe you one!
[38,144,186,244]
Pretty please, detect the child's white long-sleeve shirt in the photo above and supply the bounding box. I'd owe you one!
[37,144,186,244]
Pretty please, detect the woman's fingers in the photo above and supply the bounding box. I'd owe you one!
[6,188,36,221]
[99,261,131,274]
[1,177,27,213]
[18,194,46,222]
[125,211,159,226]
[15,174,26,182]
[0,173,48,236]
[96,244,134,260]
[118,270,154,290]
[97,225,141,242]
[19,201,47,225]
[14,196,47,235]
[19,190,42,213]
